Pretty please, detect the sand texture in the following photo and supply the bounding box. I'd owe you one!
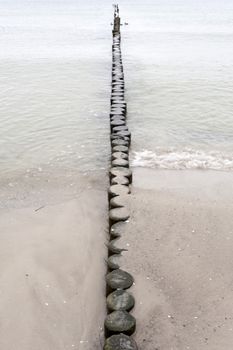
[120,168,233,350]
[0,188,107,350]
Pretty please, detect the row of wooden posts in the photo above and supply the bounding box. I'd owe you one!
[103,6,138,350]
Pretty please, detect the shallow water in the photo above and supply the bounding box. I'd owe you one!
[0,0,233,183]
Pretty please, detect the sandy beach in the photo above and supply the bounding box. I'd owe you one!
[0,176,108,350]
[120,168,233,350]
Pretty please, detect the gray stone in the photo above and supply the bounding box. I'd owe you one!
[105,311,136,334]
[104,334,138,350]
[107,290,135,311]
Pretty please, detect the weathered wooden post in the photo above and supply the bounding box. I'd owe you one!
[104,5,138,350]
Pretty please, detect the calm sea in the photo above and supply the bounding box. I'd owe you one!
[0,0,233,188]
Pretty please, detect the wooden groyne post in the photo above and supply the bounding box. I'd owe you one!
[104,5,138,350]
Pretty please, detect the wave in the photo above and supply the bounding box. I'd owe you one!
[131,148,233,171]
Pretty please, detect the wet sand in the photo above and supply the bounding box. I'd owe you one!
[0,183,107,350]
[121,168,233,350]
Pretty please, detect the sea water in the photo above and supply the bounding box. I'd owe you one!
[0,0,233,188]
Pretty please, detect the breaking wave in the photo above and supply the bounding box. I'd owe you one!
[131,148,233,171]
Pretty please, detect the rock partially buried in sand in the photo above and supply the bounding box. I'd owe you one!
[109,184,130,198]
[106,269,134,290]
[104,334,138,350]
[107,290,135,311]
[108,254,122,270]
[105,311,136,334]
[112,152,128,160]
[109,207,130,222]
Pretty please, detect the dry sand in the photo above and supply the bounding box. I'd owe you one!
[120,168,233,350]
[0,183,107,350]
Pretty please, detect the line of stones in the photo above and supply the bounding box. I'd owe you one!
[103,7,138,350]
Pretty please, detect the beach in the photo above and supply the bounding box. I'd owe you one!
[0,0,233,348]
[0,173,108,350]
[120,168,233,350]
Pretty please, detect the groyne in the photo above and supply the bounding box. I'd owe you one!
[104,6,138,350]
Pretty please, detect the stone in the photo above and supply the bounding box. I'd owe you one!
[104,334,138,350]
[107,290,135,311]
[105,311,136,334]
[106,269,134,290]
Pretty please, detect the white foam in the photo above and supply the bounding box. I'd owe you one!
[131,148,233,171]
